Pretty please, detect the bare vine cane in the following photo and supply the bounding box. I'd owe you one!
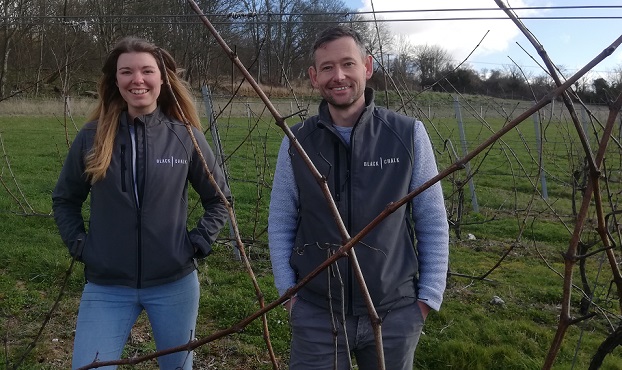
[493,2,622,368]
[186,1,388,368]
[155,49,280,368]
[544,92,622,370]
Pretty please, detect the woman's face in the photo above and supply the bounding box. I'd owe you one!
[116,52,162,119]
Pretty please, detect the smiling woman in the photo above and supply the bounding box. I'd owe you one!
[51,36,232,370]
[116,52,163,119]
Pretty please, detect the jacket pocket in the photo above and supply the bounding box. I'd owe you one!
[188,229,212,258]
[120,145,127,192]
[69,233,87,262]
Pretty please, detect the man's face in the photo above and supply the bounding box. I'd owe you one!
[309,36,372,110]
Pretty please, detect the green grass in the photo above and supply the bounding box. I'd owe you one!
[1,99,621,370]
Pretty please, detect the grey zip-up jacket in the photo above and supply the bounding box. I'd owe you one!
[52,108,230,288]
[274,89,449,315]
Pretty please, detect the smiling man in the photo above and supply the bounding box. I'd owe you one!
[268,26,450,370]
[308,32,371,121]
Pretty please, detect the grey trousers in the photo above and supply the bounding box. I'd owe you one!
[288,298,425,370]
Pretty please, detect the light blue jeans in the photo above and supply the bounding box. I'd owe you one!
[71,270,199,370]
[288,298,425,370]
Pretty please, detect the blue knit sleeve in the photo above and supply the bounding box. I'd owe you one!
[410,120,450,311]
[268,137,299,297]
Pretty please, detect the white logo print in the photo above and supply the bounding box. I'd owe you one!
[155,156,188,167]
[363,157,400,169]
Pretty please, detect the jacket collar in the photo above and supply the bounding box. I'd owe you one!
[121,106,165,128]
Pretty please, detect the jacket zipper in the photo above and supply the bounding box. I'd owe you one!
[136,210,142,288]
[346,127,355,314]
[331,126,355,314]
[333,142,340,202]
[120,145,127,192]
[128,122,144,288]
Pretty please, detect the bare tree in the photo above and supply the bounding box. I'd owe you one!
[388,34,417,90]
[414,44,452,90]
[0,0,36,96]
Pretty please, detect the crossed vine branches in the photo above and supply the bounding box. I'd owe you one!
[2,2,622,369]
[78,1,622,368]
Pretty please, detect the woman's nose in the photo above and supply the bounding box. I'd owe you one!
[132,73,144,84]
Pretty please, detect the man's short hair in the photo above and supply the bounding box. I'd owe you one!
[311,25,368,65]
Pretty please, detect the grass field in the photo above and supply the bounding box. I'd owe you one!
[1,96,621,369]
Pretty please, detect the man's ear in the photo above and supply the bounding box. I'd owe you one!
[308,65,319,88]
[365,55,373,80]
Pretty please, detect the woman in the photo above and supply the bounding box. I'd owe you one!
[52,37,231,369]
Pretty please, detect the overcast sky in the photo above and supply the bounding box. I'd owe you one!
[343,0,622,80]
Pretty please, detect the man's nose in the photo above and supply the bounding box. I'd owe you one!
[333,67,346,81]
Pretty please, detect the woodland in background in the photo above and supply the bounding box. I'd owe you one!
[1,0,621,103]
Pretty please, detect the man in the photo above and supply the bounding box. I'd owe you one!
[268,25,449,370]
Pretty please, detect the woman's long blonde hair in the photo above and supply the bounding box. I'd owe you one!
[85,36,201,184]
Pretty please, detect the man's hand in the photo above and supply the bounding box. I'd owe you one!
[284,296,298,313]
[417,301,431,320]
